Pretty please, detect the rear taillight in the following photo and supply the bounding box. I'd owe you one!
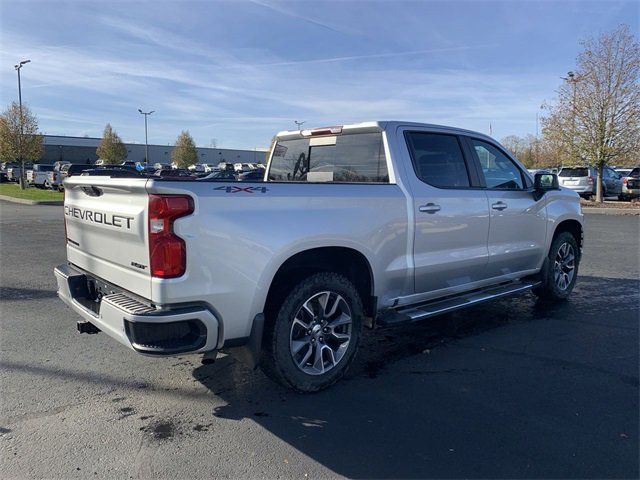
[148,194,194,278]
[588,177,594,185]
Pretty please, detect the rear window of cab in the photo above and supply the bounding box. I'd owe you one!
[268,132,389,183]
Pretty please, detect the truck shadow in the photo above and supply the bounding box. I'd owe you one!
[193,275,639,479]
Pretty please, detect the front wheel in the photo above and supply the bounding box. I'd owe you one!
[533,232,579,301]
[260,272,363,392]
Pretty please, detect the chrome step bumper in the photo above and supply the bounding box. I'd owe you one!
[54,263,219,355]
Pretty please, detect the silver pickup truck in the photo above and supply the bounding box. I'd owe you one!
[55,121,584,392]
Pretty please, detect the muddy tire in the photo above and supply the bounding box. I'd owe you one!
[260,272,363,392]
[533,232,579,301]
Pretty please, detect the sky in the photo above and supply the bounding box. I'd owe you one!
[0,0,638,149]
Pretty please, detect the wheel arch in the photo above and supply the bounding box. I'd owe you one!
[552,219,583,256]
[262,246,376,326]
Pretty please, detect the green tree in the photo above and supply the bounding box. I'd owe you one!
[0,102,44,189]
[96,123,127,164]
[171,130,198,168]
[542,25,640,202]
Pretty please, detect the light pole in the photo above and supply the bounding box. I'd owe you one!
[138,109,154,166]
[14,59,30,189]
[561,71,580,163]
[294,120,305,130]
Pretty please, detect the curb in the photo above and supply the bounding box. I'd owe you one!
[582,207,639,215]
[0,194,63,206]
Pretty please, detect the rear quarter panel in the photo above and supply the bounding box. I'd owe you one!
[147,180,409,342]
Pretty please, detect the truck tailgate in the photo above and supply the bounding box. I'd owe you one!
[64,176,152,299]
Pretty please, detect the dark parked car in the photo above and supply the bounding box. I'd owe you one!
[237,169,265,181]
[197,170,237,181]
[153,168,196,180]
[80,166,143,178]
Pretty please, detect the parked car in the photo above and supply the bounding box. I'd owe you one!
[237,169,265,181]
[0,162,19,183]
[28,164,55,188]
[557,165,622,199]
[233,162,257,173]
[55,121,583,392]
[615,167,633,177]
[80,166,143,178]
[55,164,93,190]
[619,167,640,200]
[197,170,237,181]
[188,164,219,173]
[6,162,33,183]
[153,168,195,179]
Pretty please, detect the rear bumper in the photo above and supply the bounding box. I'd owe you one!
[561,184,594,194]
[54,263,219,356]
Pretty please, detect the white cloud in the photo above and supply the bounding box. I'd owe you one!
[0,9,556,148]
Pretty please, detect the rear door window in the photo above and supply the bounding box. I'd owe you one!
[268,132,388,183]
[405,132,470,188]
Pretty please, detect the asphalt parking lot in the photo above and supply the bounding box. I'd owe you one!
[0,201,638,479]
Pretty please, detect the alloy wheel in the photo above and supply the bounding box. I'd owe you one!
[554,242,576,291]
[289,291,352,375]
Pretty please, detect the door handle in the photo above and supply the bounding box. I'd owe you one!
[491,201,507,211]
[419,203,441,214]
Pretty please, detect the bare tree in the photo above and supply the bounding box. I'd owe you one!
[542,25,640,202]
[0,102,44,189]
[500,134,540,168]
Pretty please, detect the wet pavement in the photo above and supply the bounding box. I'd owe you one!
[1,201,638,479]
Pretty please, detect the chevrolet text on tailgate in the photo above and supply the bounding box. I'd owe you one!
[55,121,584,392]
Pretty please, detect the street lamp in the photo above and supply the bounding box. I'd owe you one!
[14,59,31,189]
[294,120,305,130]
[561,71,580,163]
[138,109,154,166]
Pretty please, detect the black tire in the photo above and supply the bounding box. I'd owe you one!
[533,231,579,301]
[260,272,363,392]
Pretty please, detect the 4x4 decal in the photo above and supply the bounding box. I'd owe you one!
[214,186,269,193]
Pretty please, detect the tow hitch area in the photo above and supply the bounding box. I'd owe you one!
[77,320,101,334]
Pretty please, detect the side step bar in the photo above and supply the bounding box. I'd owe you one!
[378,280,540,327]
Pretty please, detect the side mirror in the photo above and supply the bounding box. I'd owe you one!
[533,172,559,200]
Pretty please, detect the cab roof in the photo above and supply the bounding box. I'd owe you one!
[275,121,496,143]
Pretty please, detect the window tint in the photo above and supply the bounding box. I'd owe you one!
[559,167,589,177]
[629,168,640,177]
[471,139,524,189]
[405,133,470,188]
[268,132,388,183]
[606,168,619,179]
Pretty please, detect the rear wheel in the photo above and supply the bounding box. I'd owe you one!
[260,272,363,392]
[533,232,579,301]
